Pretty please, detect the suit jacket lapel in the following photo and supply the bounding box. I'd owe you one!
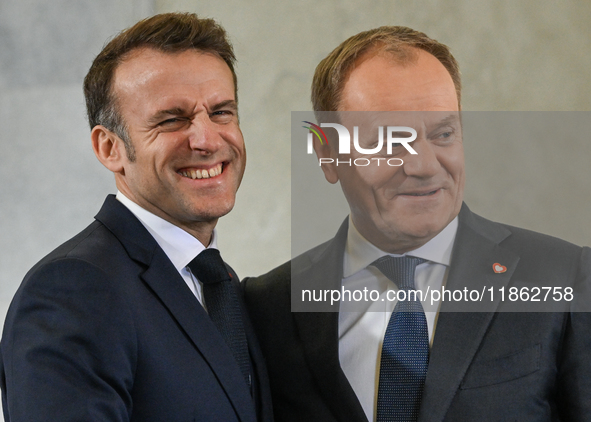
[95,195,256,422]
[289,205,521,422]
[292,219,369,422]
[418,204,520,422]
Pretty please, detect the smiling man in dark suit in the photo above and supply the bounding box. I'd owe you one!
[0,13,272,422]
[244,26,591,421]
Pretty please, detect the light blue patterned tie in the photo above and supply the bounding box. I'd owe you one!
[373,256,428,422]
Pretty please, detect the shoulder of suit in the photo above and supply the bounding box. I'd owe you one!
[243,239,335,306]
[243,260,291,302]
[22,219,133,290]
[466,208,584,267]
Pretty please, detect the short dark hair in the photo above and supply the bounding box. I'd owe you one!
[312,26,461,114]
[83,12,236,158]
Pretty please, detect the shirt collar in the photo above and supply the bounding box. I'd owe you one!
[343,215,458,278]
[116,191,218,272]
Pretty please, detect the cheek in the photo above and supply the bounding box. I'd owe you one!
[129,152,175,193]
[437,146,465,180]
[358,163,402,196]
[338,163,401,205]
[222,125,245,148]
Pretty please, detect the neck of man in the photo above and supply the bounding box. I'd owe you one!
[116,184,217,248]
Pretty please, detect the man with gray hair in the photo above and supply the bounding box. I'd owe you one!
[245,26,591,422]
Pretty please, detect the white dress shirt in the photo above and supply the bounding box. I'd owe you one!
[338,216,458,422]
[116,191,217,307]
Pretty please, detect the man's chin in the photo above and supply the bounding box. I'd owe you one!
[188,201,235,222]
[379,217,451,249]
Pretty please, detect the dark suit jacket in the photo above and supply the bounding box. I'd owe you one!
[0,195,273,422]
[243,203,591,422]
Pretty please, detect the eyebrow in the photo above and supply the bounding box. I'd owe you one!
[147,100,238,125]
[211,99,238,113]
[433,113,460,127]
[147,107,188,125]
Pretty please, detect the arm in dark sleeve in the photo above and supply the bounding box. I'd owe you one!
[1,258,137,421]
[557,246,591,421]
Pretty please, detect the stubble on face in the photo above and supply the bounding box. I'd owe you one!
[109,48,246,245]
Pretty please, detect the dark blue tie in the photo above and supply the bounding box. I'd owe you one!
[373,256,428,422]
[188,249,251,387]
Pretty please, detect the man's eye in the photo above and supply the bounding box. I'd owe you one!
[161,118,182,125]
[357,136,379,149]
[158,118,189,130]
[432,130,455,143]
[212,110,233,117]
[210,110,236,123]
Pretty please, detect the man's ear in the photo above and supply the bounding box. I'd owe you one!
[313,135,339,184]
[91,125,126,174]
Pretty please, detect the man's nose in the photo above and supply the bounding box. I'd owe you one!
[187,114,224,154]
[402,136,440,178]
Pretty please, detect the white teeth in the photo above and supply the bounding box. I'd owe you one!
[209,164,222,177]
[180,163,223,180]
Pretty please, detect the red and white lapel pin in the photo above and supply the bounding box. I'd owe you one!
[492,263,507,274]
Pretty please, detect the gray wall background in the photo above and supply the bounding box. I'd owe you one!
[2,0,591,333]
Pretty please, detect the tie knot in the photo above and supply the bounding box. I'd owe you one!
[188,249,232,285]
[372,256,425,290]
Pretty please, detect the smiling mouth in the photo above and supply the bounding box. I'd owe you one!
[403,189,439,197]
[178,163,223,180]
